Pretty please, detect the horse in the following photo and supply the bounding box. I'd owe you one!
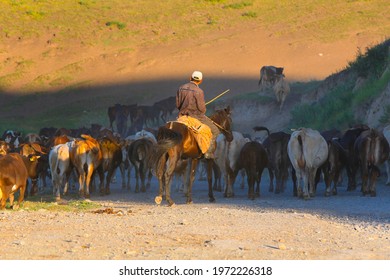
[151,106,233,206]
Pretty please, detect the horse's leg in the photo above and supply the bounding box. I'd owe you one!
[186,159,199,204]
[155,156,166,205]
[206,159,216,203]
[164,154,178,206]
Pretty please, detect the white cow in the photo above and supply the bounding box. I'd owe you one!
[288,128,328,199]
[382,124,390,185]
[49,141,75,200]
[215,131,249,197]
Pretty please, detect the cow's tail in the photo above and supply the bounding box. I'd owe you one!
[253,126,270,136]
[297,135,305,169]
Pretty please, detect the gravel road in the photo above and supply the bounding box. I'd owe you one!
[1,168,390,260]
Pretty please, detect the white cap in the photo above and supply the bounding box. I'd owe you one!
[191,71,203,81]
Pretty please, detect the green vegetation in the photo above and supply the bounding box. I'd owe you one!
[0,1,389,133]
[290,39,390,130]
[105,21,126,30]
[4,194,100,212]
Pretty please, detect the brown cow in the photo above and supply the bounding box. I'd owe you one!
[19,143,47,196]
[0,140,10,155]
[235,141,268,200]
[97,131,123,195]
[70,134,103,198]
[0,154,29,210]
[354,128,389,196]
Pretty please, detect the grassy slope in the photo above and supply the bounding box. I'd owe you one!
[0,0,389,133]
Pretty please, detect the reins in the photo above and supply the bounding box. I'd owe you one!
[206,114,230,133]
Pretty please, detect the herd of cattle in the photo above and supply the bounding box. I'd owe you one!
[1,118,390,210]
[1,66,390,209]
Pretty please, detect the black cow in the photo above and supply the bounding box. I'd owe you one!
[354,128,389,196]
[262,131,292,194]
[258,66,285,91]
[235,141,268,200]
[337,124,369,191]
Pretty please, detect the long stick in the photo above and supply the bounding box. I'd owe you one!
[205,89,230,106]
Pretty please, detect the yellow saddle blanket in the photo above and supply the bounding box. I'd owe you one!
[174,116,212,153]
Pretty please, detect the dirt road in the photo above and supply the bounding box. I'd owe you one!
[1,168,390,260]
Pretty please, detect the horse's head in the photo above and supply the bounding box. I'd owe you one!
[211,106,233,142]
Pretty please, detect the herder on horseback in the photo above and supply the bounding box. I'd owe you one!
[176,71,220,159]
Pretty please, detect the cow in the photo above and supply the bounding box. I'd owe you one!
[354,128,389,196]
[1,130,23,152]
[0,154,29,210]
[70,134,103,198]
[288,128,328,199]
[273,77,290,111]
[107,104,130,137]
[262,130,292,194]
[215,131,249,197]
[49,142,75,200]
[0,141,10,155]
[234,141,269,200]
[318,129,344,196]
[19,143,48,196]
[128,138,154,193]
[136,105,161,127]
[24,133,42,144]
[337,124,370,191]
[97,131,123,195]
[153,96,176,122]
[258,66,284,91]
[382,124,390,185]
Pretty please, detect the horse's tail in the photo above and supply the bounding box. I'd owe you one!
[149,127,183,170]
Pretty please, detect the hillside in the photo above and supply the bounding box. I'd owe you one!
[0,0,389,134]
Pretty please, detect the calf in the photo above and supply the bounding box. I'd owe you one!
[354,128,389,196]
[288,128,328,199]
[0,154,29,210]
[235,141,268,200]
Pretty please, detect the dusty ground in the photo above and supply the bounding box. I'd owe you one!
[1,170,390,260]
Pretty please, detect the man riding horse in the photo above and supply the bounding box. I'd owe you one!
[176,71,219,159]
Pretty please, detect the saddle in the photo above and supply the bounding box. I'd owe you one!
[173,116,212,153]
